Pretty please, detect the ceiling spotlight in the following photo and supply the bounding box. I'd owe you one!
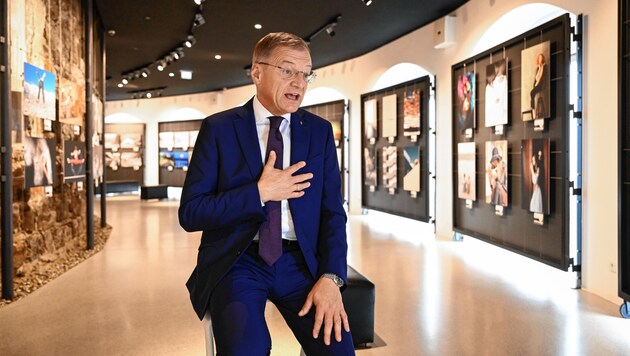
[176,47,185,59]
[180,70,193,80]
[168,72,175,77]
[121,77,129,85]
[146,92,152,98]
[141,68,151,78]
[117,83,123,88]
[184,34,196,48]
[172,51,180,61]
[254,24,262,30]
[194,0,205,4]
[326,22,337,37]
[157,60,167,71]
[193,12,205,28]
[361,0,372,5]
[214,54,222,60]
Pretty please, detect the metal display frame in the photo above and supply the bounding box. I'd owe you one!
[451,14,581,272]
[360,76,433,223]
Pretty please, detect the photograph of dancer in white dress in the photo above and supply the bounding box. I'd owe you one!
[521,138,550,214]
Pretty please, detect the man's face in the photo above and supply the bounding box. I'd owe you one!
[251,46,312,115]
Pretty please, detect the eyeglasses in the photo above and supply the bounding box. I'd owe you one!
[257,62,317,84]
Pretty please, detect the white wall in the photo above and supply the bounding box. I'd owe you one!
[106,0,619,304]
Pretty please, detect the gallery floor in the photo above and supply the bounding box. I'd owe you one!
[1,195,629,355]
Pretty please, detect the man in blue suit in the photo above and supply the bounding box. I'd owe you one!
[179,32,355,355]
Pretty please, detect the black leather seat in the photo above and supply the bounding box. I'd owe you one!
[343,265,375,348]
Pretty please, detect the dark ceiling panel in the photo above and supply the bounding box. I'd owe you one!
[95,0,468,101]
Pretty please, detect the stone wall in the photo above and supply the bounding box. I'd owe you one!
[1,0,106,295]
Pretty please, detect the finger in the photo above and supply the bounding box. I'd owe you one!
[285,161,306,174]
[289,172,313,183]
[288,191,306,199]
[334,315,343,342]
[312,311,324,339]
[323,314,334,345]
[298,296,313,317]
[265,150,277,168]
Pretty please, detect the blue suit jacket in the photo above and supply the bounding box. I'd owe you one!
[179,98,348,320]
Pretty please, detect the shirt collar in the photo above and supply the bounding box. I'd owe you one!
[253,96,290,124]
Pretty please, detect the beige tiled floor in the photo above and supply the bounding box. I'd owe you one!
[1,195,630,355]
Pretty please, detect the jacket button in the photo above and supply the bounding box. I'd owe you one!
[236,250,241,256]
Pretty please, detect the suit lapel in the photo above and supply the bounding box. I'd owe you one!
[234,100,263,178]
[290,111,310,165]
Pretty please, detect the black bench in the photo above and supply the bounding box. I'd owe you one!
[140,185,169,200]
[343,265,375,348]
[105,180,140,195]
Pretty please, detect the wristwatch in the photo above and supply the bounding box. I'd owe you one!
[321,273,344,287]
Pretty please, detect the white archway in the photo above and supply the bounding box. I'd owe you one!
[372,62,431,91]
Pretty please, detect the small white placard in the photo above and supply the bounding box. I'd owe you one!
[534,119,545,131]
[74,125,81,136]
[133,166,140,171]
[411,135,418,143]
[133,147,140,152]
[533,213,544,225]
[183,166,188,172]
[495,205,504,216]
[369,138,376,145]
[44,119,52,132]
[168,166,174,172]
[77,181,84,191]
[388,188,395,195]
[388,137,395,144]
[369,185,375,192]
[494,125,504,135]
[410,191,417,199]
[465,128,473,138]
[44,185,53,197]
[466,200,473,209]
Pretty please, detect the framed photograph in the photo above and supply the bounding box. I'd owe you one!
[105,151,121,170]
[189,131,199,148]
[485,140,508,207]
[363,146,377,186]
[364,98,377,143]
[104,133,120,151]
[382,146,397,190]
[521,41,551,121]
[174,151,190,169]
[63,140,86,182]
[402,146,420,192]
[403,89,420,137]
[521,138,550,214]
[485,59,508,127]
[457,72,475,131]
[59,77,85,125]
[159,151,175,168]
[120,133,142,150]
[159,132,175,149]
[120,151,143,168]
[381,94,397,139]
[23,62,56,121]
[457,142,476,200]
[174,131,190,149]
[24,136,56,188]
[93,145,103,183]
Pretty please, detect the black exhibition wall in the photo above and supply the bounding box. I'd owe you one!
[451,14,576,270]
[618,0,630,304]
[361,76,432,222]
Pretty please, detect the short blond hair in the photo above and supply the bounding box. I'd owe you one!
[252,32,310,64]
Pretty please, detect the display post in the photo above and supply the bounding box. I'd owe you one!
[1,0,14,300]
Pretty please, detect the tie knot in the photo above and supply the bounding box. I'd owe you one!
[268,116,283,130]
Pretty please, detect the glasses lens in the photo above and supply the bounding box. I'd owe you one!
[306,72,316,84]
[280,67,294,79]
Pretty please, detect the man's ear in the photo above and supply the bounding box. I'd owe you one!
[251,64,261,85]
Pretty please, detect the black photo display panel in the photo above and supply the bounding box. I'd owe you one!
[619,0,630,304]
[361,76,432,222]
[451,14,572,270]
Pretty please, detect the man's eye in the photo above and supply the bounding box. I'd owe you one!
[282,68,293,76]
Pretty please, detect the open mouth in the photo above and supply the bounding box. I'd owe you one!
[285,93,300,101]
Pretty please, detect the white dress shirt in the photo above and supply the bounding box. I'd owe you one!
[253,96,297,241]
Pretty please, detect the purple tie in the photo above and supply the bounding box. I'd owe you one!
[259,116,284,265]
